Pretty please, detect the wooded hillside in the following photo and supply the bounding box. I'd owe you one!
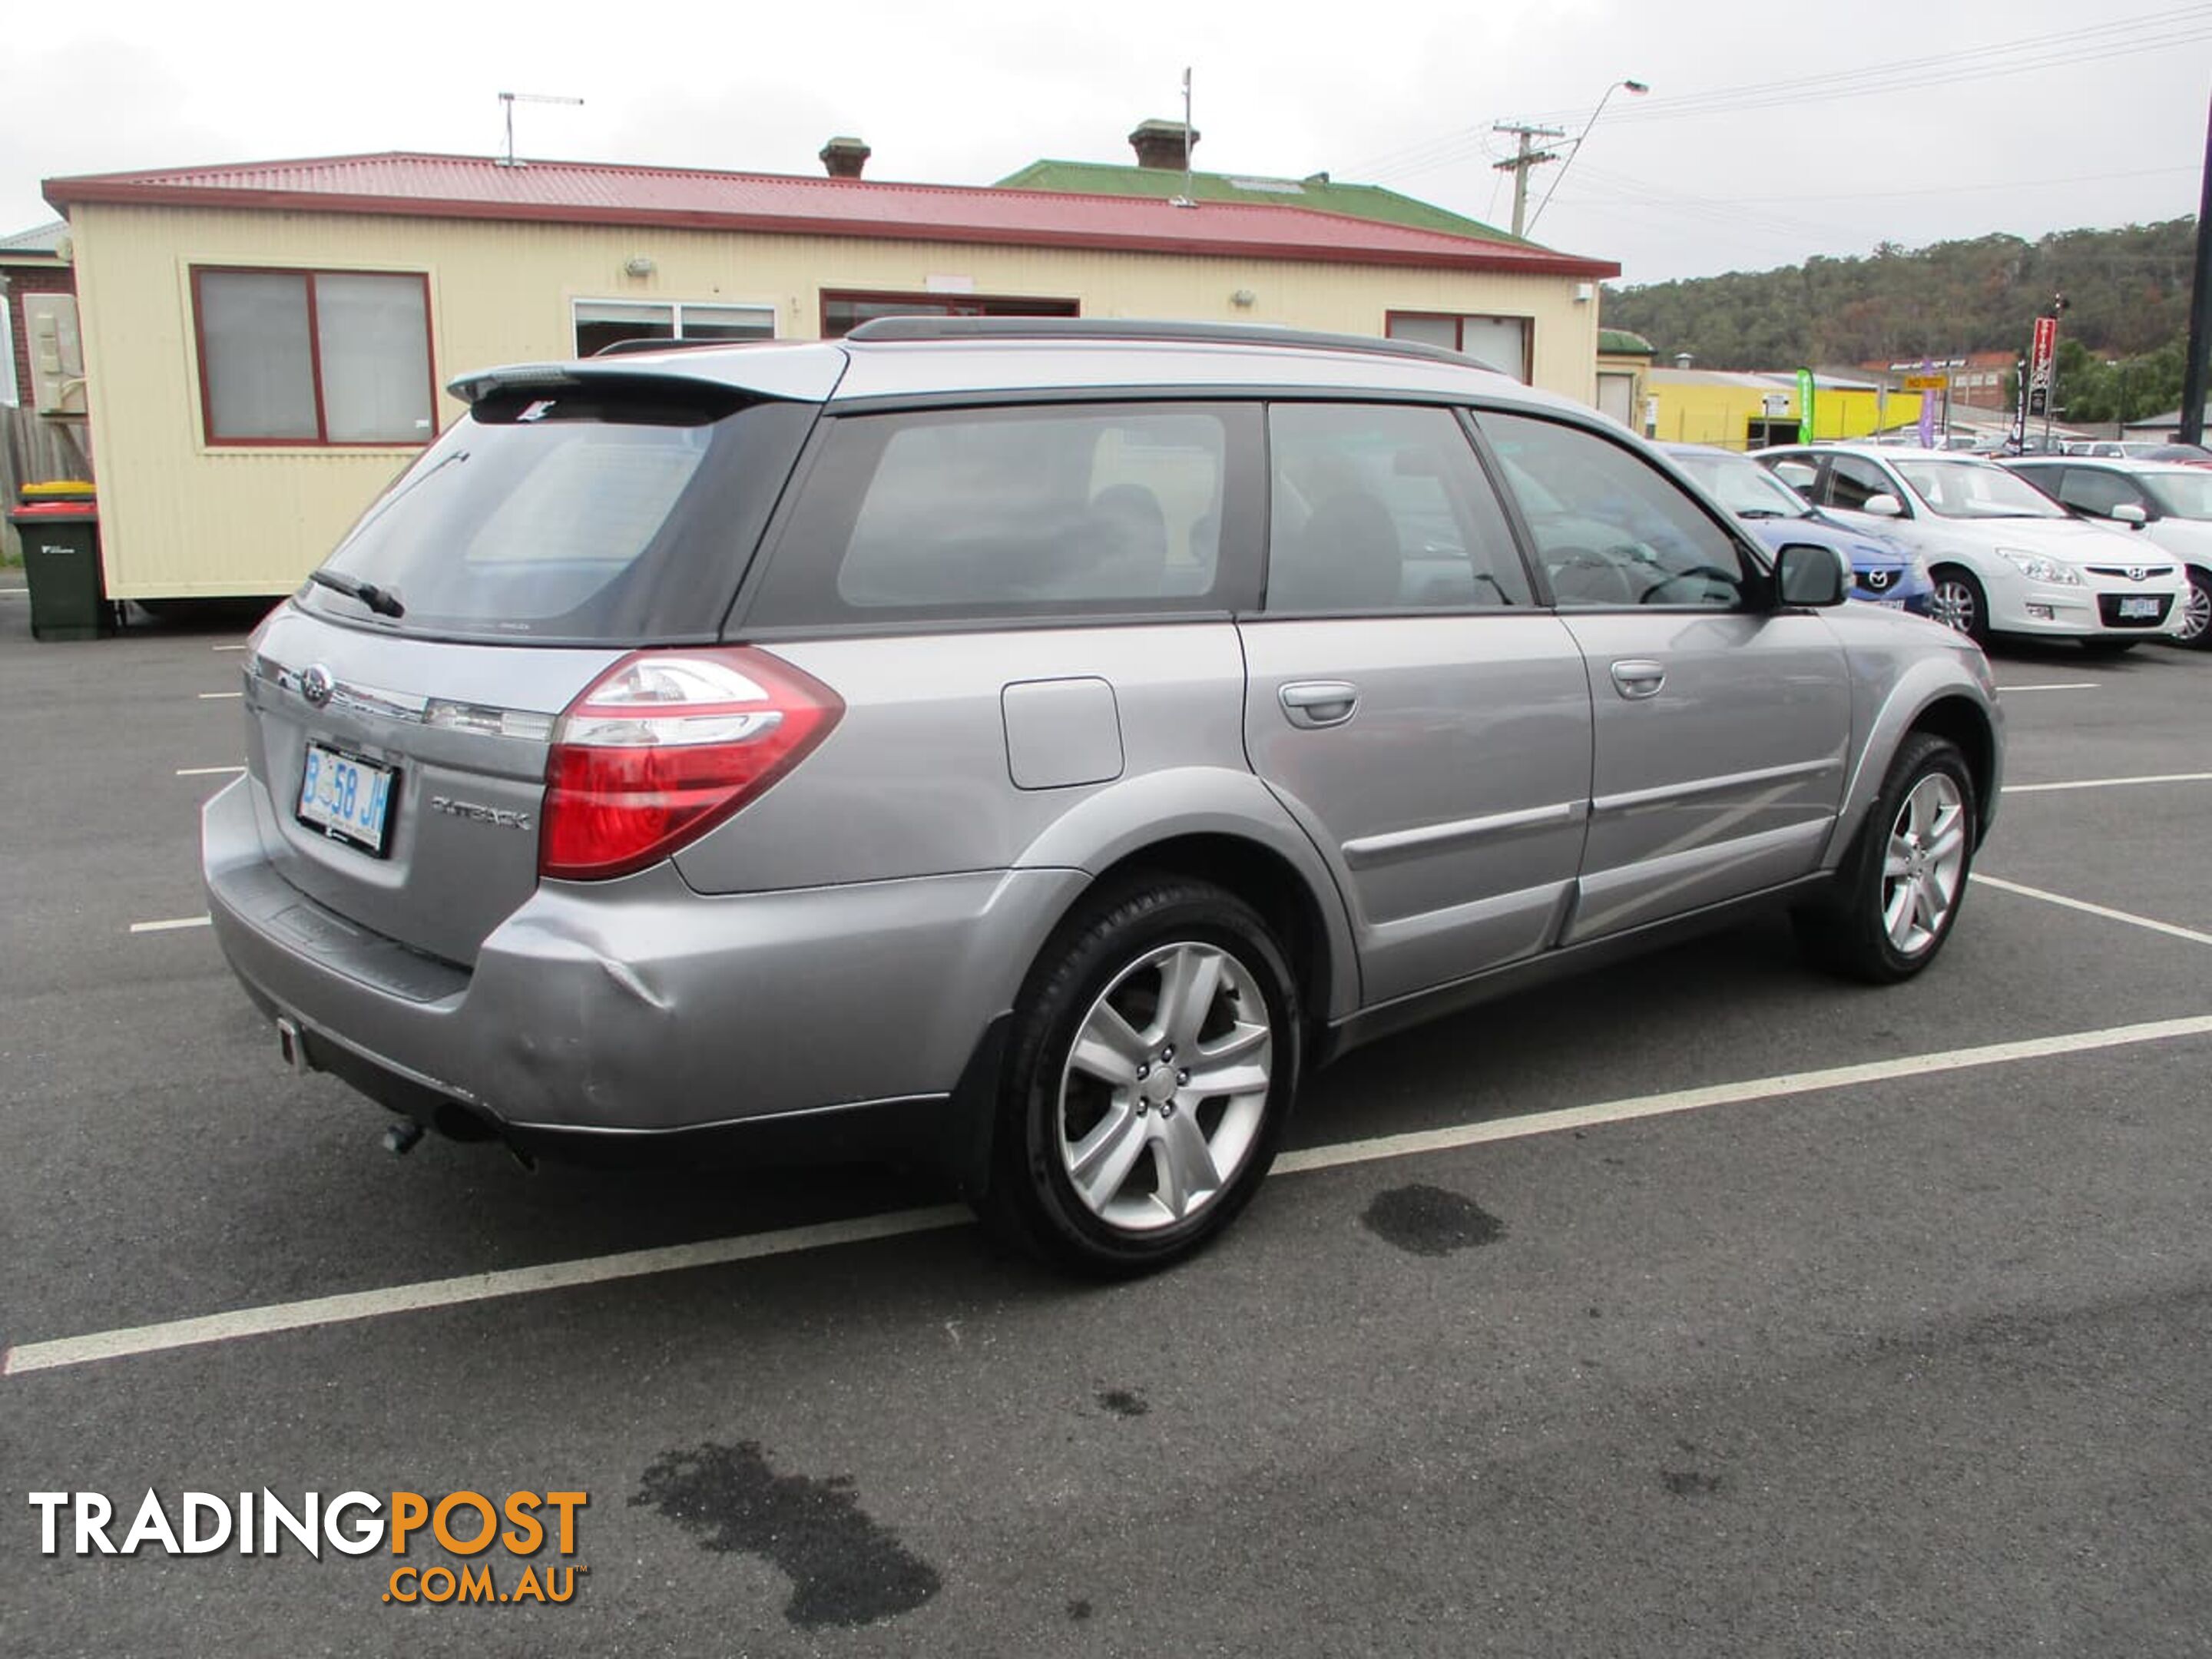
[1600,219,2196,369]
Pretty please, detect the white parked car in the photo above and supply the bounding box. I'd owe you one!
[1999,456,2212,648]
[1754,444,2192,653]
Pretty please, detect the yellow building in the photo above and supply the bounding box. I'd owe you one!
[45,148,1619,599]
[1647,367,1922,452]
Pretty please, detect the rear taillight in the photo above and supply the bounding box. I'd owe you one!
[540,647,843,880]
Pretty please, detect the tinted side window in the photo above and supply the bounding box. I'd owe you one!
[1478,412,1750,609]
[2053,468,2138,517]
[750,403,1251,624]
[1826,455,1896,512]
[1264,403,1532,612]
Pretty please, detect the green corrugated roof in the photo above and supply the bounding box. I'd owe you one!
[1599,328,1654,355]
[995,159,1535,247]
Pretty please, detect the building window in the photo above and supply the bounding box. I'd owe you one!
[0,296,15,407]
[572,300,777,357]
[1386,311,1532,382]
[819,291,1079,339]
[193,268,435,445]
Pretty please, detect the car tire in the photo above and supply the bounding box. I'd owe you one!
[2176,567,2211,650]
[1793,732,1978,985]
[1926,565,1990,647]
[983,877,1301,1277]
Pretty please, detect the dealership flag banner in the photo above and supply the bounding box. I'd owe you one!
[2027,315,2058,419]
[1796,369,1816,442]
[1917,359,1938,448]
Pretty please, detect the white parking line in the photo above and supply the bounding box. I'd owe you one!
[197,691,243,700]
[2,1207,974,1376]
[1996,682,2099,693]
[2005,772,2212,796]
[176,764,245,777]
[8,1012,2210,1378]
[127,916,212,934]
[1969,874,2212,948]
[212,644,247,652]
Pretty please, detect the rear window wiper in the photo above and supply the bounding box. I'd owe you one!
[309,568,406,618]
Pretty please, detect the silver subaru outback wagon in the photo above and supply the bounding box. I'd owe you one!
[204,318,2003,1273]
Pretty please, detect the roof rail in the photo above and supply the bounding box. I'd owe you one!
[840,315,1505,373]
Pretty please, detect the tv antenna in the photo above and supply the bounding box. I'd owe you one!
[1170,67,1197,208]
[498,91,584,167]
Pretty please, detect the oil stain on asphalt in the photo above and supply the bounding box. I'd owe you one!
[1362,1184,1507,1257]
[631,1441,942,1629]
[1096,1387,1150,1418]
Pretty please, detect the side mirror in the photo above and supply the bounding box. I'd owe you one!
[1776,542,1849,607]
[1862,492,1905,518]
[2111,502,2149,527]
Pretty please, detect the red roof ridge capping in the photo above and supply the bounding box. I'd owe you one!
[44,150,1619,279]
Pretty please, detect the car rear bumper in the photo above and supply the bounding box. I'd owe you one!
[203,776,1084,1146]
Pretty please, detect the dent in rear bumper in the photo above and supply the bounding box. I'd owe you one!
[204,776,1087,1134]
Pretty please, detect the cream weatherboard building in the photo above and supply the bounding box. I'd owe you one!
[44,147,1618,600]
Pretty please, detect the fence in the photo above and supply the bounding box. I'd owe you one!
[1,409,94,561]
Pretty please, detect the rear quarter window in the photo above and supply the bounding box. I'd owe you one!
[744,402,1263,626]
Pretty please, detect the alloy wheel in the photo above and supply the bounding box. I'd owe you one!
[1882,773,1968,957]
[1929,578,1978,638]
[2180,577,2210,645]
[1056,941,1273,1233]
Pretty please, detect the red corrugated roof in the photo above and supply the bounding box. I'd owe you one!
[43,151,1619,278]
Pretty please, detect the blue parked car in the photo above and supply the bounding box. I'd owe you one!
[1663,443,1934,614]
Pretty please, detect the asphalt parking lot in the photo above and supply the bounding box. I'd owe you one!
[3,585,2210,1657]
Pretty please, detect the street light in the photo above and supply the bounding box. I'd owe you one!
[1525,78,1649,234]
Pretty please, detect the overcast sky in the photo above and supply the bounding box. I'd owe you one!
[2,0,2204,286]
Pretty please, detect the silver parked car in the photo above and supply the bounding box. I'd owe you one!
[205,320,2003,1273]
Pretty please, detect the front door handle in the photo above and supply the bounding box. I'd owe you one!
[1610,659,1666,700]
[1280,680,1359,728]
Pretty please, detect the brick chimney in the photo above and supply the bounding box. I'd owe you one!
[1128,119,1198,171]
[820,137,871,179]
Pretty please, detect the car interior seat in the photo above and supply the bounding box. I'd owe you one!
[1276,490,1403,609]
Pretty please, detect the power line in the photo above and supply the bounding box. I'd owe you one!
[1349,7,2210,185]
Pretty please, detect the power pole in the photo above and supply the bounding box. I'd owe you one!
[1492,123,1565,239]
[2179,88,2212,447]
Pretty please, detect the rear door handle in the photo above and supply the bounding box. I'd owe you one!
[1609,659,1666,700]
[1280,680,1359,728]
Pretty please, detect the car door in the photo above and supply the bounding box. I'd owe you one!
[1239,402,1594,1005]
[1476,412,1851,944]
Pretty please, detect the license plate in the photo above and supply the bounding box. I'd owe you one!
[1876,597,1906,608]
[297,743,396,855]
[2118,596,2162,619]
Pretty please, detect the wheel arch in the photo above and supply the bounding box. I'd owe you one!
[1905,694,2001,835]
[1826,669,2004,866]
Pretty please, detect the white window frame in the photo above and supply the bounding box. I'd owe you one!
[571,298,778,356]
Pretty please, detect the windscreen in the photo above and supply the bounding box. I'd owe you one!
[2142,469,2212,520]
[1894,459,2067,519]
[1671,451,1813,518]
[297,382,815,643]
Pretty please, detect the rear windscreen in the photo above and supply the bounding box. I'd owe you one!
[298,382,815,643]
